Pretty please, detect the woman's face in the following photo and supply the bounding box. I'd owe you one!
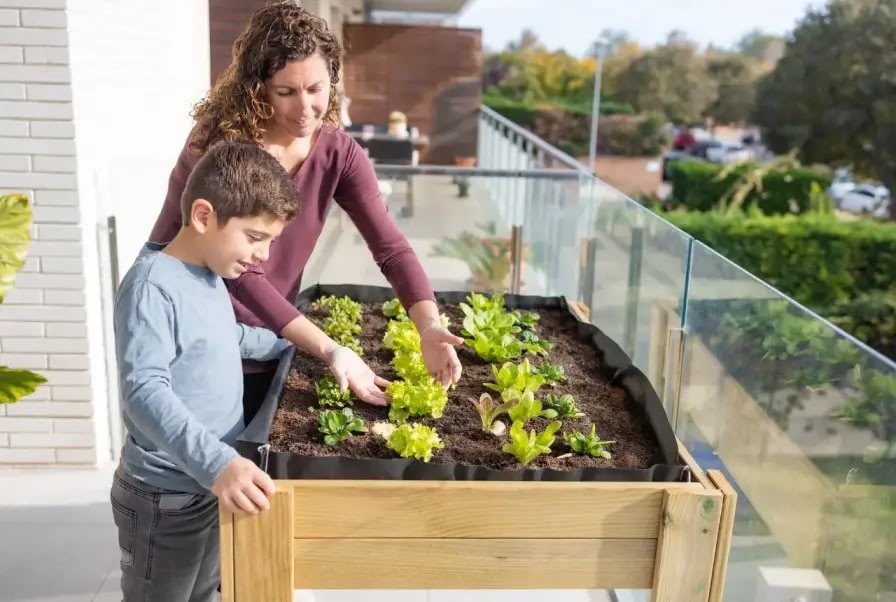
[264,54,331,140]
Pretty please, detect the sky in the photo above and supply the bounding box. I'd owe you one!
[456,0,823,56]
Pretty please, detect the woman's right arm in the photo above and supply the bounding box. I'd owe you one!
[150,135,200,243]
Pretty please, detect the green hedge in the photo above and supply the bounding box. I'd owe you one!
[661,211,896,308]
[669,160,832,214]
[482,92,666,157]
[827,291,896,360]
[481,92,635,126]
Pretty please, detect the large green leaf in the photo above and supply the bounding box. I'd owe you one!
[0,365,47,404]
[0,193,34,303]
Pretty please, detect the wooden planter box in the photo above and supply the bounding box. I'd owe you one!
[219,289,736,601]
[219,446,735,601]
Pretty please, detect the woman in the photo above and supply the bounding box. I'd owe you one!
[150,1,462,425]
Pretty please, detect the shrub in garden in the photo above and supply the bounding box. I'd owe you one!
[669,159,832,214]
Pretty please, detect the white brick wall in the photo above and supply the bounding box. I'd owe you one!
[0,0,209,467]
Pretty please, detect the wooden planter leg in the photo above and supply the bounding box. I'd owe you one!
[706,470,737,602]
[219,509,235,602]
[651,488,723,602]
[225,489,295,602]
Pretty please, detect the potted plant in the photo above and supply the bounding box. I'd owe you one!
[453,156,476,197]
[429,221,528,292]
[0,193,46,404]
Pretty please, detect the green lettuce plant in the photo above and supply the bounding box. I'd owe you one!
[484,358,545,401]
[386,378,448,423]
[387,423,444,462]
[502,420,561,465]
[314,295,364,355]
[506,390,558,422]
[459,292,552,362]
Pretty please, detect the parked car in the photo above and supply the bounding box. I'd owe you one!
[828,168,856,201]
[705,142,754,164]
[839,183,890,217]
[661,139,754,181]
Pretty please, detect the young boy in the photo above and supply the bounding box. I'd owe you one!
[110,140,300,601]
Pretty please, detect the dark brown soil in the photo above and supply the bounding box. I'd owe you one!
[269,303,665,472]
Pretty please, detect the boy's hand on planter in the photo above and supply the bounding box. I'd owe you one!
[326,345,390,406]
[212,456,276,515]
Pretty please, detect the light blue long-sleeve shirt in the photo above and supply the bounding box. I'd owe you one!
[113,243,289,494]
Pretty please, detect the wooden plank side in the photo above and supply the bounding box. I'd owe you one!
[233,490,294,602]
[290,479,703,539]
[218,508,235,602]
[706,470,737,602]
[293,538,656,589]
[651,489,722,602]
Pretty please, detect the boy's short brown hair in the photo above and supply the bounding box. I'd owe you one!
[180,141,299,226]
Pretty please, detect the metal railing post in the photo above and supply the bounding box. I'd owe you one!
[509,224,524,294]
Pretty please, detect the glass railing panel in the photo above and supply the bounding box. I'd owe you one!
[675,240,896,601]
[517,171,592,300]
[585,184,692,394]
[306,166,586,300]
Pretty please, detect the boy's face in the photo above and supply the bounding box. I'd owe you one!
[192,202,285,279]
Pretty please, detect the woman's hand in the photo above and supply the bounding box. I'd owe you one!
[419,325,464,388]
[326,346,389,406]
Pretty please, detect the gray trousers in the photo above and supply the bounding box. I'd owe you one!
[110,463,220,602]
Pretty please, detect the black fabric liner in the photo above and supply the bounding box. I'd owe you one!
[238,284,686,482]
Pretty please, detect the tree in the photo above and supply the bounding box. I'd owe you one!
[752,0,896,219]
[665,29,697,50]
[705,53,760,125]
[587,28,632,57]
[505,29,542,53]
[736,29,786,63]
[616,44,717,124]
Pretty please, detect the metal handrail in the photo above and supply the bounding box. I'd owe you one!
[373,164,582,180]
[479,105,590,174]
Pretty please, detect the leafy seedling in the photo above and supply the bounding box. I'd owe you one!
[543,392,584,419]
[510,309,539,331]
[315,374,354,408]
[520,329,552,355]
[507,390,558,422]
[470,392,516,432]
[502,420,561,465]
[317,408,367,446]
[564,425,614,459]
[533,361,566,384]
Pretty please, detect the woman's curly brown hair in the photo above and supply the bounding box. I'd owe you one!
[189,1,343,153]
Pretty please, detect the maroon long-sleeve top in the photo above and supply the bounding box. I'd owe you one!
[150,124,435,366]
